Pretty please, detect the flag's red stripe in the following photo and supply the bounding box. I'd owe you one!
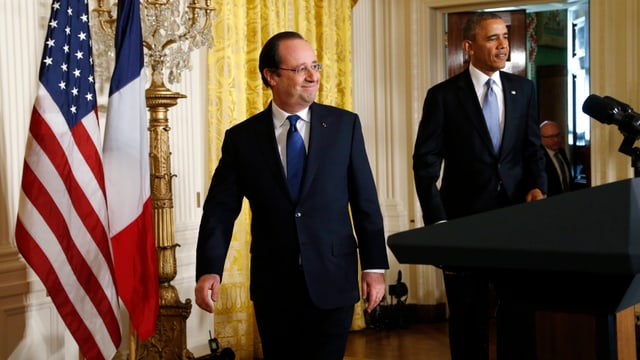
[29,109,115,275]
[15,220,119,360]
[72,108,107,195]
[20,162,121,344]
[112,197,159,340]
[69,117,118,277]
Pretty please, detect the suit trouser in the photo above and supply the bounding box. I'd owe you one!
[444,271,491,360]
[444,271,537,360]
[253,268,354,360]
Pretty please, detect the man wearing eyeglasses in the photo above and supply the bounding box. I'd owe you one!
[194,31,389,360]
[540,120,574,196]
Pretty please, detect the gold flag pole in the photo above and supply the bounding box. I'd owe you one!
[129,322,136,360]
[92,1,216,358]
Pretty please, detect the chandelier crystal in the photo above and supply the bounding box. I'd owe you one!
[92,0,216,87]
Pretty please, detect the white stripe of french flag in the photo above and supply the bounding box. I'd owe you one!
[102,0,159,342]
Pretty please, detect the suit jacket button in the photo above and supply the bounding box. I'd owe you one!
[295,212,302,217]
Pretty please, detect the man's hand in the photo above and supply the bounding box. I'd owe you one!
[525,188,546,202]
[195,274,221,313]
[361,272,386,313]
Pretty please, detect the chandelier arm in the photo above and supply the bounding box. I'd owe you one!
[93,0,215,86]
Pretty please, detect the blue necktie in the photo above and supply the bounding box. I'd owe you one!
[286,115,305,202]
[482,78,501,153]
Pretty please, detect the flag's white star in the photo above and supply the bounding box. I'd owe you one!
[74,50,84,60]
[85,92,93,101]
[88,75,94,83]
[67,7,73,16]
[49,20,58,28]
[46,38,55,48]
[52,1,60,10]
[81,13,88,23]
[70,105,77,114]
[63,44,70,53]
[73,68,81,77]
[77,32,87,41]
[71,87,79,96]
[65,26,71,35]
[61,63,68,72]
[43,56,53,66]
[58,81,66,90]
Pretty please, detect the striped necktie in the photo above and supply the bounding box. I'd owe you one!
[554,151,570,191]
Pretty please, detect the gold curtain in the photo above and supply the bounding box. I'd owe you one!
[207,0,360,358]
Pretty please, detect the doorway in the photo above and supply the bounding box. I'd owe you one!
[445,3,590,188]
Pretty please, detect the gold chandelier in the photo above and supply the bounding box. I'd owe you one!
[94,0,216,86]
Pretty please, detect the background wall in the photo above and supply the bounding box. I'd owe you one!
[1,0,639,358]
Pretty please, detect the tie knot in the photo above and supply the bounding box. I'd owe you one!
[287,114,301,131]
[486,78,494,89]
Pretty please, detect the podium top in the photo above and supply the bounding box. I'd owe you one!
[389,178,640,274]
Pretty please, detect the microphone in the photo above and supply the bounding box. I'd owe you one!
[582,94,628,125]
[603,96,634,113]
[584,94,640,174]
[583,94,640,160]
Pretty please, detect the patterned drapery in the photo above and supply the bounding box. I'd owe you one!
[207,1,360,357]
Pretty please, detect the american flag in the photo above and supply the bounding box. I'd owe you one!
[103,0,159,342]
[15,0,121,359]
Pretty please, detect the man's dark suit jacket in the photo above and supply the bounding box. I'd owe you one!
[196,102,389,309]
[413,69,547,224]
[543,147,574,196]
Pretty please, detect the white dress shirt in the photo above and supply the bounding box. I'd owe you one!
[469,63,505,138]
[272,103,310,174]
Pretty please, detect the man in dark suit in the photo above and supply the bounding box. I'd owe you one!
[540,120,574,196]
[194,31,389,360]
[412,12,547,360]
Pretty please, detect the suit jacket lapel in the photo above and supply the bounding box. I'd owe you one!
[299,102,329,200]
[457,70,496,154]
[255,104,291,196]
[500,72,519,157]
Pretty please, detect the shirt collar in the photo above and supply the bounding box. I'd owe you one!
[469,63,502,93]
[272,102,310,129]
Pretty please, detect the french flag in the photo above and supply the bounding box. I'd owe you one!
[103,0,159,342]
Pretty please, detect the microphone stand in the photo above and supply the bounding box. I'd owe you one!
[617,135,640,178]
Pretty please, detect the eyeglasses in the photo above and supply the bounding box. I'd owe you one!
[277,63,322,76]
[541,132,563,139]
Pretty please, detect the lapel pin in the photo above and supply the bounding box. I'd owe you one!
[511,90,517,95]
[321,122,327,128]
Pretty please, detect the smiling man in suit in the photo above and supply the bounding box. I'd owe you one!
[413,12,547,360]
[194,31,389,360]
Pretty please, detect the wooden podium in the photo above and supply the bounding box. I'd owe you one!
[388,178,640,359]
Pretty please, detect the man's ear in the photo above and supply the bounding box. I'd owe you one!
[462,39,473,56]
[264,68,277,87]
